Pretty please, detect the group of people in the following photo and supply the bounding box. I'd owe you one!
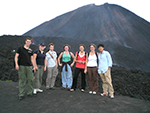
[14,37,114,100]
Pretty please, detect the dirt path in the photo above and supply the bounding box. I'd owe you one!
[0,81,150,113]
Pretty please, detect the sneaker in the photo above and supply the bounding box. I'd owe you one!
[67,88,71,91]
[110,95,114,99]
[33,89,37,94]
[93,91,96,94]
[27,94,35,97]
[50,87,55,90]
[89,91,92,94]
[19,96,24,100]
[46,87,50,90]
[101,93,107,96]
[61,87,66,90]
[36,89,43,93]
[81,89,85,92]
[70,89,74,92]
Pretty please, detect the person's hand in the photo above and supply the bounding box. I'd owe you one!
[59,63,62,66]
[33,67,36,73]
[70,63,74,67]
[15,64,19,71]
[84,69,87,74]
[35,66,38,71]
[44,66,46,71]
[82,61,86,64]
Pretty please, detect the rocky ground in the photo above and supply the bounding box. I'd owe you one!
[0,81,150,113]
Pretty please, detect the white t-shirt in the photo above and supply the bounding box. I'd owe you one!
[87,54,97,67]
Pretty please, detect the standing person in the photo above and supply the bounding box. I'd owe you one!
[58,44,75,90]
[70,44,86,92]
[33,43,46,95]
[97,44,114,99]
[45,43,58,90]
[85,44,98,95]
[14,38,35,100]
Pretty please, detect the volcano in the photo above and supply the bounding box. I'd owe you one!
[23,3,150,72]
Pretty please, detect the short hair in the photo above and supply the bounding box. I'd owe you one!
[25,37,32,41]
[97,44,104,48]
[89,43,96,48]
[49,43,54,47]
[79,44,85,48]
[63,44,71,50]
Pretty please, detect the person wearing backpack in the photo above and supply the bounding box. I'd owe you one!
[45,43,58,90]
[85,44,99,95]
[14,38,35,100]
[70,44,86,92]
[97,44,114,99]
[33,43,46,95]
[58,44,75,90]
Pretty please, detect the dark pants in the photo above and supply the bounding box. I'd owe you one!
[87,67,98,92]
[71,68,86,90]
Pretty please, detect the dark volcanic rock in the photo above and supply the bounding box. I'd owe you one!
[23,3,150,72]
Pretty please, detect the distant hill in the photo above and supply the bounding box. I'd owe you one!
[23,3,150,72]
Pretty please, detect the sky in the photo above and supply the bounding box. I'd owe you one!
[0,0,149,36]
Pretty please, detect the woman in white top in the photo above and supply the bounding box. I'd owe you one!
[85,44,98,94]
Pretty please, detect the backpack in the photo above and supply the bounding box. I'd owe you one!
[76,51,86,59]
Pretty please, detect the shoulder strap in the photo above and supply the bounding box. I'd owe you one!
[48,52,55,61]
[95,52,99,64]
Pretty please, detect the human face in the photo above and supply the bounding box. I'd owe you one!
[64,46,69,51]
[39,45,45,51]
[49,45,54,51]
[25,39,31,47]
[90,45,95,51]
[79,46,84,52]
[98,46,104,53]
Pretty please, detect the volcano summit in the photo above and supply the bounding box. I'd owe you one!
[23,3,150,72]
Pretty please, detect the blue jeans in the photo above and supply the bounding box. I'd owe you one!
[61,64,72,88]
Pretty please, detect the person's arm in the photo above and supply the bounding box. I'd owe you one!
[55,58,58,67]
[31,55,35,69]
[44,58,47,71]
[14,53,19,70]
[84,53,88,74]
[74,52,78,63]
[33,53,38,70]
[106,52,112,70]
[58,52,63,66]
[70,52,75,67]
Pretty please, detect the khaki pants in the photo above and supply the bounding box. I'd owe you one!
[100,70,114,96]
[33,65,44,89]
[46,66,58,88]
[18,66,33,96]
